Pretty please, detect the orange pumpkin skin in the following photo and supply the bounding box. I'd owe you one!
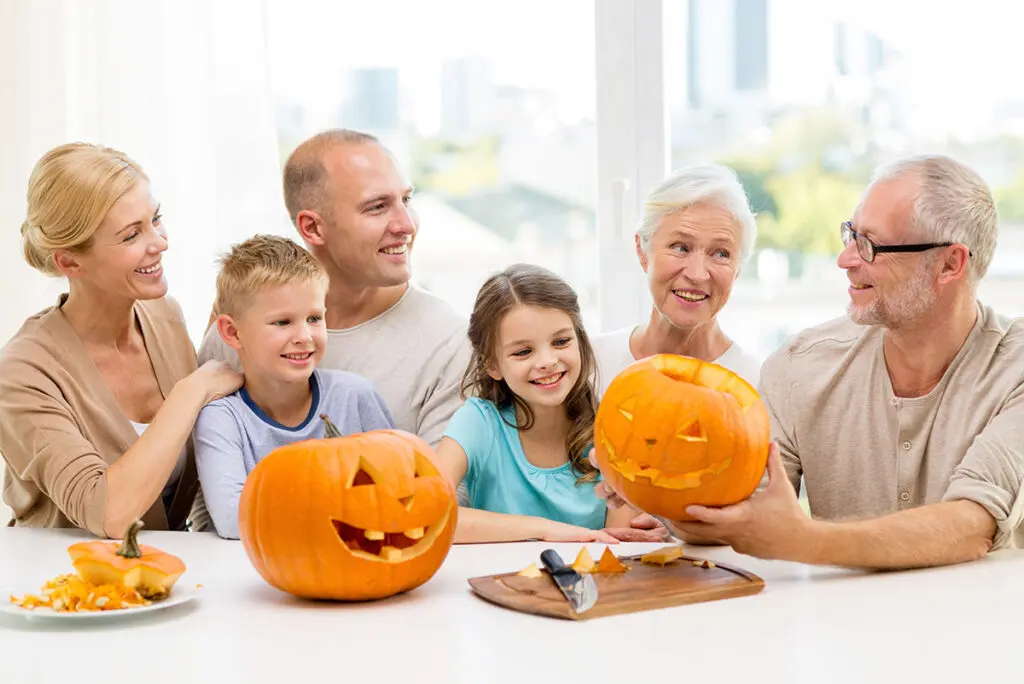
[67,522,186,599]
[593,354,770,521]
[238,427,457,601]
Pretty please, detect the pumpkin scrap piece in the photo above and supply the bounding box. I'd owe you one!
[595,547,628,573]
[516,563,543,579]
[8,573,151,613]
[67,520,185,600]
[571,547,596,573]
[691,559,716,569]
[640,545,684,566]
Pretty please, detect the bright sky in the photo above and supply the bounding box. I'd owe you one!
[828,0,1024,134]
[263,0,596,131]
[263,0,1024,136]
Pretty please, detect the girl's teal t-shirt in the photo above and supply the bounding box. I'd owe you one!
[442,397,607,529]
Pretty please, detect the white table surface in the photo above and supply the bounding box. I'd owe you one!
[0,528,1021,683]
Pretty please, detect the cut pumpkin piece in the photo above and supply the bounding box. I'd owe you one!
[595,547,628,573]
[639,545,684,566]
[68,520,185,600]
[516,563,542,578]
[571,547,595,573]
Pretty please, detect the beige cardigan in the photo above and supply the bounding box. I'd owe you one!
[0,295,199,537]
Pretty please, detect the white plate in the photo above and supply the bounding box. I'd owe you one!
[0,584,200,621]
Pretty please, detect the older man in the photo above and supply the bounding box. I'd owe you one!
[598,154,1024,569]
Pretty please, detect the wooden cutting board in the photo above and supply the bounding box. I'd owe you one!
[467,550,764,621]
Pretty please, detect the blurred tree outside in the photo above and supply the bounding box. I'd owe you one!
[401,106,1024,261]
[995,169,1024,221]
[718,107,870,257]
[409,135,502,196]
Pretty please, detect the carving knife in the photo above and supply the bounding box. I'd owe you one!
[539,549,598,615]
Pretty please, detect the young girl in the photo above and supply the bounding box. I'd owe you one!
[434,263,646,543]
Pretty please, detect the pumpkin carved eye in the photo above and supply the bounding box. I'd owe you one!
[676,420,708,442]
[350,469,376,487]
[346,458,383,488]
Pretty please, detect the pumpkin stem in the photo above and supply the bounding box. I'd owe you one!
[116,520,144,559]
[321,413,343,439]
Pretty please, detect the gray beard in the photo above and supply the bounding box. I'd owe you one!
[848,264,937,329]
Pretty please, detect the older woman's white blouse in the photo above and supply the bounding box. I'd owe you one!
[591,326,763,399]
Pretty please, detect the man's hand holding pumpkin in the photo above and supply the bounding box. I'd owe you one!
[589,443,808,554]
[668,443,812,560]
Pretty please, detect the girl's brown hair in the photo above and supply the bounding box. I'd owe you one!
[461,263,599,484]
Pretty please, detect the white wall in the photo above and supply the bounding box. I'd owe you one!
[0,0,285,527]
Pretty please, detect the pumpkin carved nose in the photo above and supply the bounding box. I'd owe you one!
[398,494,415,511]
[644,438,658,448]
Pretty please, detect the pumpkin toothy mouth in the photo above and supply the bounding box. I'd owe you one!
[598,433,732,490]
[331,508,451,563]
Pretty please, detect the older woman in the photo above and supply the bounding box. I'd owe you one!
[593,164,761,394]
[0,142,242,538]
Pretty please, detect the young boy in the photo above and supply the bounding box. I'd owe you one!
[193,234,395,539]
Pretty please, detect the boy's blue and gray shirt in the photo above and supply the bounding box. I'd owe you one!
[192,368,395,539]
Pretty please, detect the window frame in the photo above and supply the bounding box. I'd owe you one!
[593,0,669,333]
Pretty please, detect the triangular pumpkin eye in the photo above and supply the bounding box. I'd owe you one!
[675,420,708,442]
[347,457,381,488]
[350,469,375,487]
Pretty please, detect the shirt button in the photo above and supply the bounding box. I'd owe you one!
[891,398,899,406]
[900,492,910,502]
[902,441,911,451]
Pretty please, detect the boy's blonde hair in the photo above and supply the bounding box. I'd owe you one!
[215,234,328,316]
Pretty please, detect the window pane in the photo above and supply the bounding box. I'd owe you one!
[666,0,1024,360]
[265,0,599,327]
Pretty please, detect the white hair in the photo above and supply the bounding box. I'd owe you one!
[636,164,758,265]
[869,154,998,286]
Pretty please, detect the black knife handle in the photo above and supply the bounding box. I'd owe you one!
[540,549,573,576]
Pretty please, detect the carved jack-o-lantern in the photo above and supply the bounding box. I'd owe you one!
[238,417,457,601]
[593,355,770,520]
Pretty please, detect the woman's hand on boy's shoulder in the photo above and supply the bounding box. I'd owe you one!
[187,360,244,405]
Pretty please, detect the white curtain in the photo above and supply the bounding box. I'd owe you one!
[0,0,288,522]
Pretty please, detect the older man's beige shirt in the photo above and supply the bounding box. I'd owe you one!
[759,303,1024,550]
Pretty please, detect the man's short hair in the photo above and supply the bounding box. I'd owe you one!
[215,234,328,316]
[870,154,998,285]
[282,129,380,225]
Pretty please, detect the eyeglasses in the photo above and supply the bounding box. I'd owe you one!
[840,221,971,263]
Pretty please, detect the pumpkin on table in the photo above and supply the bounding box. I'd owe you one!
[593,354,770,520]
[67,520,186,600]
[238,416,458,601]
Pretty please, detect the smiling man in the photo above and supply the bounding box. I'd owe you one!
[197,129,471,458]
[596,154,1024,569]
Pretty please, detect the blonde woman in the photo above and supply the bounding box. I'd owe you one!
[0,143,242,538]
